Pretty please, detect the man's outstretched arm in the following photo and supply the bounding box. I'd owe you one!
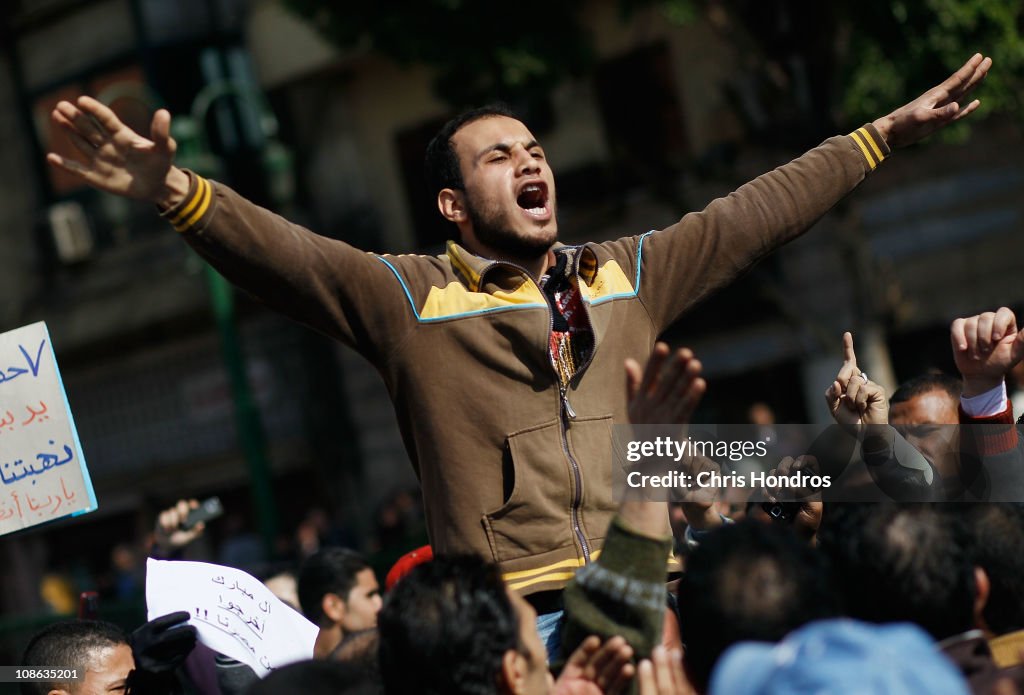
[636,54,991,332]
[46,97,416,360]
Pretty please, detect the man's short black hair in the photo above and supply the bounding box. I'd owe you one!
[246,659,381,695]
[677,520,838,692]
[298,548,372,626]
[424,104,519,195]
[377,554,519,695]
[817,503,976,640]
[966,503,1024,635]
[20,619,129,695]
[890,372,962,406]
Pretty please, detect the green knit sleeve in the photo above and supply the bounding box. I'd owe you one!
[560,515,672,662]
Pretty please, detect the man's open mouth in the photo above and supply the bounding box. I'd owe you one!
[516,182,549,217]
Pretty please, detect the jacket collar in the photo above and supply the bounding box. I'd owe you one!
[445,240,600,292]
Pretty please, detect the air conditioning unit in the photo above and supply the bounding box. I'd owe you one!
[48,201,94,264]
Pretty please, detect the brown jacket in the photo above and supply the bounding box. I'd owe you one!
[162,126,888,594]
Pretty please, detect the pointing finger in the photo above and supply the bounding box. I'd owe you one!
[842,331,858,367]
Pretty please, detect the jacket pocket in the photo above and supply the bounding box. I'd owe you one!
[482,415,618,564]
[482,420,574,564]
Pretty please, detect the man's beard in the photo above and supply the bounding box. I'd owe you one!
[467,201,556,262]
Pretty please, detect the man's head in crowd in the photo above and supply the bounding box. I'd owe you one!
[20,620,133,695]
[328,628,381,687]
[676,520,839,694]
[889,373,962,493]
[378,554,551,695]
[298,548,382,657]
[425,106,558,268]
[965,503,1024,636]
[818,503,980,640]
[262,568,300,611]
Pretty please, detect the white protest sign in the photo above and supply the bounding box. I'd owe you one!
[146,558,319,677]
[0,322,95,536]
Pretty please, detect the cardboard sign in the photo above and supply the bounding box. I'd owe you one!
[0,322,95,535]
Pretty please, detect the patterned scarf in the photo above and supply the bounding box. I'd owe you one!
[540,252,594,388]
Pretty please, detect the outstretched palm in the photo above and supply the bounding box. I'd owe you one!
[47,96,180,204]
[874,53,992,149]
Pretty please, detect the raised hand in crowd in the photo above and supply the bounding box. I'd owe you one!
[872,52,991,149]
[636,646,693,695]
[824,332,889,426]
[625,343,705,427]
[762,455,824,544]
[951,306,1024,397]
[552,635,635,695]
[673,455,723,535]
[625,342,714,533]
[152,499,205,557]
[625,342,712,525]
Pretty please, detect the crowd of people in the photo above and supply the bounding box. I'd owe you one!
[15,51,1024,694]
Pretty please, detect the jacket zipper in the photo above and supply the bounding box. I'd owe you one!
[558,350,589,563]
[561,249,601,564]
[481,257,592,563]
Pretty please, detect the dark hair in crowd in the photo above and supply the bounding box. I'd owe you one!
[378,554,520,695]
[817,503,976,640]
[424,104,518,194]
[890,372,962,406]
[329,627,381,685]
[20,619,129,695]
[965,503,1024,635]
[298,548,372,626]
[245,659,381,695]
[677,521,838,693]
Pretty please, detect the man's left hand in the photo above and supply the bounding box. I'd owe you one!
[872,53,991,149]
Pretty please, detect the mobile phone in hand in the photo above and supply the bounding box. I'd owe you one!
[182,497,224,530]
[761,500,800,523]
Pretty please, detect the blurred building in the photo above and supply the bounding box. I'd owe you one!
[0,0,1021,624]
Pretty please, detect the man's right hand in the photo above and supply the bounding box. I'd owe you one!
[152,498,205,555]
[47,96,189,208]
[951,307,1024,397]
[625,343,705,427]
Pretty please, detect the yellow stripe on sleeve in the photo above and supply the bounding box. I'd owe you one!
[848,130,878,170]
[173,177,212,231]
[169,175,208,227]
[858,127,886,163]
